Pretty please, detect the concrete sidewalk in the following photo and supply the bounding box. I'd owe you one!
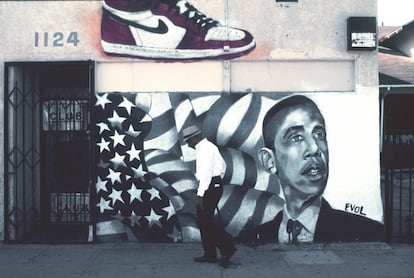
[0,242,413,278]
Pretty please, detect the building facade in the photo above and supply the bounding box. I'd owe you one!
[0,0,383,243]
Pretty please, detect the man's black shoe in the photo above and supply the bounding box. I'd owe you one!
[193,256,217,263]
[218,248,237,267]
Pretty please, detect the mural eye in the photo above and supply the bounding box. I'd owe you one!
[314,130,326,140]
[290,134,304,142]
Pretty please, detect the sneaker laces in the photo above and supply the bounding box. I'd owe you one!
[158,0,219,31]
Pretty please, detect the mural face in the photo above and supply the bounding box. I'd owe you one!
[100,0,256,60]
[94,92,384,243]
[261,96,329,200]
[256,96,383,243]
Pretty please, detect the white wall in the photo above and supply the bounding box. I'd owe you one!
[0,0,381,241]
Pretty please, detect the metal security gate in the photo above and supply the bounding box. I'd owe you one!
[4,61,94,243]
[381,92,414,243]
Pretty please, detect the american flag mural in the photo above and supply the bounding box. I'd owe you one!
[94,92,284,242]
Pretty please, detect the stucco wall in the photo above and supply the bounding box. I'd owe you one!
[0,0,378,88]
[0,0,379,242]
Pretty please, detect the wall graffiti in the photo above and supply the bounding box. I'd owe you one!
[93,92,384,243]
[253,95,383,243]
[345,203,367,216]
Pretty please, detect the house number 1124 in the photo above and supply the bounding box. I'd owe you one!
[34,32,80,47]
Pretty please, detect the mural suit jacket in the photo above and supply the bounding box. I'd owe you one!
[254,198,384,243]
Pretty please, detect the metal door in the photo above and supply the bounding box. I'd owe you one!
[4,61,94,243]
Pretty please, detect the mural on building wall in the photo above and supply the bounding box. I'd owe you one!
[100,0,256,60]
[94,92,384,243]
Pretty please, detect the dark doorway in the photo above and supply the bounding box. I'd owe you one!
[381,91,414,243]
[4,61,94,243]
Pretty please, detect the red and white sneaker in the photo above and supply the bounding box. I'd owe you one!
[101,0,256,60]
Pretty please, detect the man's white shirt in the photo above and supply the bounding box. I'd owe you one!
[194,139,226,197]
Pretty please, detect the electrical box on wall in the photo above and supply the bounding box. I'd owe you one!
[347,17,377,51]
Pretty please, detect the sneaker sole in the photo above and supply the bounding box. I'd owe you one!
[101,39,256,60]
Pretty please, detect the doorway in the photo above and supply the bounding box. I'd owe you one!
[381,90,414,243]
[4,61,94,243]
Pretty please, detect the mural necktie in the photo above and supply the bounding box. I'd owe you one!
[287,219,303,245]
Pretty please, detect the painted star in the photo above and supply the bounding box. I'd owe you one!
[126,143,141,162]
[109,188,124,205]
[145,208,162,228]
[128,184,143,203]
[106,168,122,184]
[96,176,108,193]
[97,197,112,213]
[119,97,135,115]
[110,152,127,169]
[97,137,110,153]
[128,211,142,227]
[110,130,126,148]
[162,202,176,220]
[96,122,110,134]
[126,124,141,137]
[169,226,182,242]
[95,93,112,109]
[112,211,124,222]
[147,187,161,201]
[131,165,146,179]
[108,110,126,129]
[97,159,110,169]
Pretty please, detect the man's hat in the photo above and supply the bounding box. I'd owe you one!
[182,125,201,141]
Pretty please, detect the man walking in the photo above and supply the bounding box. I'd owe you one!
[182,125,236,267]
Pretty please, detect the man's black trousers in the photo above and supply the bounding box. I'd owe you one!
[196,177,235,259]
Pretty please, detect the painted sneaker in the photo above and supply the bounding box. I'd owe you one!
[101,0,256,60]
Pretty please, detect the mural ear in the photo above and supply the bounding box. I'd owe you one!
[257,147,277,174]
